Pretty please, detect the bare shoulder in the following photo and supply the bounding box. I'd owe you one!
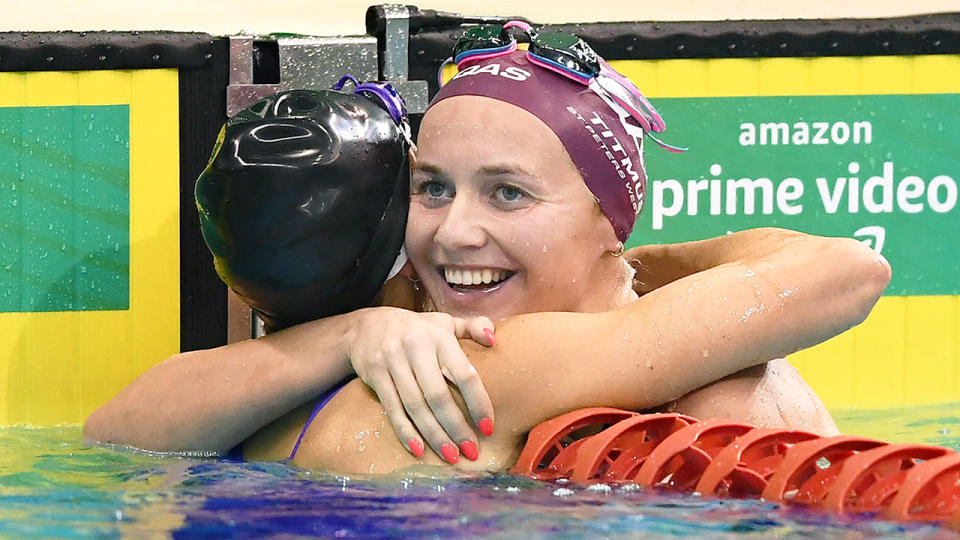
[670,359,840,436]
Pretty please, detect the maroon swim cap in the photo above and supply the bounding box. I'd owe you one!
[428,50,646,242]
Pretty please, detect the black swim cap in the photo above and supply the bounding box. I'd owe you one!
[196,88,409,332]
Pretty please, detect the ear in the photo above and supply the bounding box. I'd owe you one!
[592,203,623,255]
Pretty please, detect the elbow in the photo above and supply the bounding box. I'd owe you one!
[82,405,111,445]
[834,238,892,327]
[81,351,184,449]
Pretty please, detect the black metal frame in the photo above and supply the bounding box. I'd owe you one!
[396,12,960,97]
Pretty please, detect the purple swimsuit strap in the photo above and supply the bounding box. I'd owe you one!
[287,377,354,461]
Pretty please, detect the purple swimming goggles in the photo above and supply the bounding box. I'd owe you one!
[333,74,415,150]
[439,21,685,152]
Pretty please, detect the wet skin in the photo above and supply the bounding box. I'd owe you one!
[243,97,850,472]
[405,96,636,321]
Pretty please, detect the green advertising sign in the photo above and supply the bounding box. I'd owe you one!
[633,94,960,296]
[0,105,130,312]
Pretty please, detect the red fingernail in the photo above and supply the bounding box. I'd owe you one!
[479,417,494,437]
[483,328,496,346]
[440,442,459,464]
[408,438,424,458]
[460,440,478,461]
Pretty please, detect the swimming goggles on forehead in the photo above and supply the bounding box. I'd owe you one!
[333,74,415,149]
[439,22,685,153]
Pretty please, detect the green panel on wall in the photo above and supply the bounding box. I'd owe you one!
[634,94,960,295]
[0,105,130,312]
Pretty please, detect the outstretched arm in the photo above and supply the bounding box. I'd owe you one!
[83,315,358,454]
[624,229,877,433]
[479,229,890,431]
[84,303,497,458]
[625,228,852,295]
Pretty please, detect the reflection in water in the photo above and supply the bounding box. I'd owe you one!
[1,406,959,539]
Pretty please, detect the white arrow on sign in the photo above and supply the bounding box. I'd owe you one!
[854,225,886,254]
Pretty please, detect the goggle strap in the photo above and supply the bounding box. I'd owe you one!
[604,93,654,133]
[590,81,687,153]
[647,132,688,153]
[502,20,533,33]
[527,53,593,84]
[437,57,454,88]
[598,70,666,133]
[332,74,359,91]
[332,74,409,131]
[454,41,518,68]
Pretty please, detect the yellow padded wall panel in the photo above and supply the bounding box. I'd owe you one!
[0,68,180,426]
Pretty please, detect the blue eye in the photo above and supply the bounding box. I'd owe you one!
[495,185,525,202]
[424,182,448,198]
[413,180,453,207]
[415,180,452,199]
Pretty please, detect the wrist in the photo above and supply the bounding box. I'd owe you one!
[339,306,391,375]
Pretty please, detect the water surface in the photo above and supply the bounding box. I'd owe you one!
[2,403,959,539]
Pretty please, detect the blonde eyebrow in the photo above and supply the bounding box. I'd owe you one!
[411,161,441,174]
[478,164,537,178]
[411,161,537,181]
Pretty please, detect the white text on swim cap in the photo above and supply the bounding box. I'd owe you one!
[453,63,532,82]
[567,106,643,214]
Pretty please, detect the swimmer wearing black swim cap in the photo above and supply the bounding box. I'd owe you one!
[195,79,411,332]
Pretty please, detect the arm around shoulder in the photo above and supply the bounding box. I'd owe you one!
[466,229,890,435]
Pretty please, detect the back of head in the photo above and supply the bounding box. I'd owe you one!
[196,88,409,332]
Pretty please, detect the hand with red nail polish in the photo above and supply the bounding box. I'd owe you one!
[479,417,494,437]
[408,438,424,458]
[346,308,496,468]
[440,442,460,464]
[459,440,479,461]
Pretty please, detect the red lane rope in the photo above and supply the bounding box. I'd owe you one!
[513,409,960,531]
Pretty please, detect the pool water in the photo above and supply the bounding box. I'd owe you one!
[2,404,960,539]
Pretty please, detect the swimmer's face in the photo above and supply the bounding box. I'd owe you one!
[406,96,625,320]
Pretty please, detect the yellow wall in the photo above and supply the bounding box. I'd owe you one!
[0,69,181,425]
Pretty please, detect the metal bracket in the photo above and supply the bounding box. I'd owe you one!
[378,5,429,114]
[226,35,281,117]
[226,35,379,117]
[226,7,430,118]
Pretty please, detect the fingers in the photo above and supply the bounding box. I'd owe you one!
[453,316,496,346]
[435,336,495,437]
[347,309,495,465]
[388,345,464,463]
[367,367,425,458]
[405,334,481,461]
